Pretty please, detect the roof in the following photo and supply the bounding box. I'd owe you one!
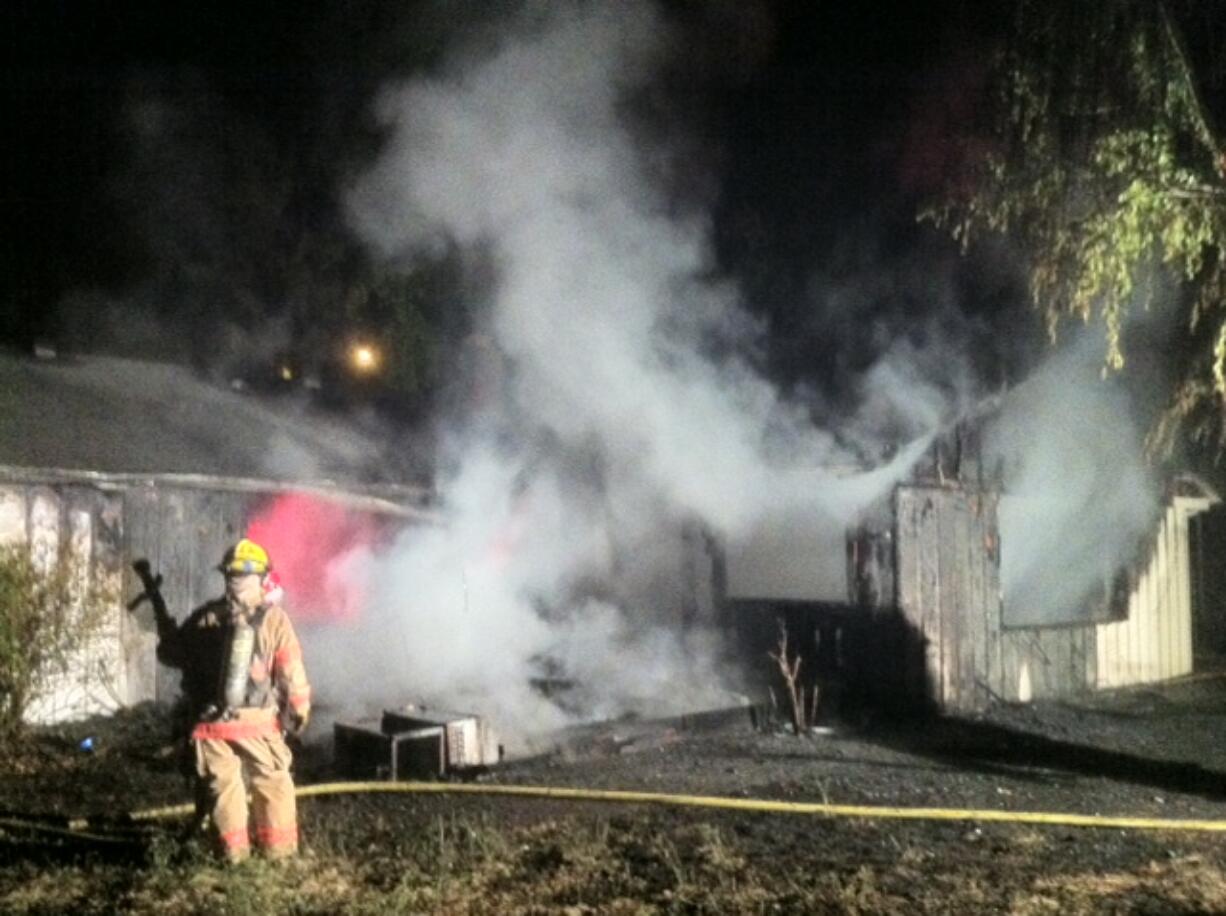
[0,352,407,485]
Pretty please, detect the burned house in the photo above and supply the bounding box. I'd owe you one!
[2,352,725,740]
[0,352,428,724]
[0,467,430,724]
[9,350,1223,738]
[729,415,1224,718]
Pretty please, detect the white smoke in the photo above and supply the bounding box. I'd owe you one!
[986,329,1159,625]
[313,1,934,742]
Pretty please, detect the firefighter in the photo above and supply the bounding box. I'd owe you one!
[156,538,311,862]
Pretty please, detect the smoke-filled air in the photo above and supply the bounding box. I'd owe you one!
[986,328,1160,626]
[284,1,1163,742]
[292,1,933,744]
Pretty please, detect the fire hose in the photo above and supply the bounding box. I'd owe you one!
[8,783,1226,844]
[114,781,1226,833]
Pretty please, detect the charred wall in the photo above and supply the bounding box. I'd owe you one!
[846,479,1216,712]
[893,485,1002,712]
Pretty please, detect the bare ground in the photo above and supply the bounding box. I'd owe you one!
[5,675,1226,913]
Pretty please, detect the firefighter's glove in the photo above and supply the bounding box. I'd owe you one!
[288,708,310,738]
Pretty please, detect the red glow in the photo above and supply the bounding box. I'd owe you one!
[486,493,530,571]
[246,492,386,623]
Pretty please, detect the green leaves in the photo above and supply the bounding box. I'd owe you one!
[0,546,116,740]
[924,0,1226,450]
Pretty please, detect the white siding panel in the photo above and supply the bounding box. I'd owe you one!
[24,502,126,725]
[0,488,26,545]
[28,489,60,572]
[1162,505,1177,679]
[1095,498,1209,690]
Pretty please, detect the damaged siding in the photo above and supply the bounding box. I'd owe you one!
[871,484,1215,712]
[0,466,427,723]
[998,623,1096,703]
[122,486,252,704]
[1093,495,1211,690]
[894,485,1001,712]
[994,495,1209,702]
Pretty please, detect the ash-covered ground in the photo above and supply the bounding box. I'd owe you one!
[5,674,1226,913]
[497,675,1226,822]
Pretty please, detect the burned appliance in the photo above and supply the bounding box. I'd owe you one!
[334,705,501,780]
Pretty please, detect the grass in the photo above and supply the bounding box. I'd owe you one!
[8,705,1226,913]
[6,809,1226,915]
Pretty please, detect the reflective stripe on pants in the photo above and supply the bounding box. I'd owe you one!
[195,724,298,860]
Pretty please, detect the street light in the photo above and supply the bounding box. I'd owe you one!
[349,342,380,375]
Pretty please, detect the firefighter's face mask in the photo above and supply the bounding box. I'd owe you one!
[225,572,264,611]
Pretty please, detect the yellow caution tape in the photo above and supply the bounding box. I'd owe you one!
[122,781,1226,833]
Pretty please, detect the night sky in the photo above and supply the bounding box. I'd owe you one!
[3,0,1022,414]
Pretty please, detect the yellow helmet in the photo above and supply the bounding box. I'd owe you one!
[220,538,271,576]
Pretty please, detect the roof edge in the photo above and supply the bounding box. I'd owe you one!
[0,463,439,522]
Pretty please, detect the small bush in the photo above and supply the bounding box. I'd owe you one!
[0,543,115,740]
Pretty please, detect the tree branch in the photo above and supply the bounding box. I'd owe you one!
[1159,0,1222,166]
[1161,185,1226,201]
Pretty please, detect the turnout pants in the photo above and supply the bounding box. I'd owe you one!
[192,708,298,861]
